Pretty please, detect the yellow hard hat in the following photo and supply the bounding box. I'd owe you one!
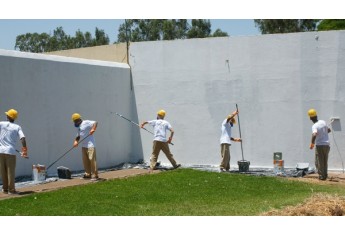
[308,109,317,117]
[5,109,18,120]
[71,113,81,121]
[157,110,166,117]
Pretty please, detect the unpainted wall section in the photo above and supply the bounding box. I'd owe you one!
[0,50,143,177]
[130,31,345,170]
[46,43,128,63]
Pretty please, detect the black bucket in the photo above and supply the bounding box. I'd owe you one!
[238,160,250,172]
[57,166,72,179]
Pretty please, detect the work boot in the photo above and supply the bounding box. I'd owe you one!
[319,176,327,181]
[8,190,20,195]
[81,174,91,179]
[174,164,181,169]
[91,175,99,181]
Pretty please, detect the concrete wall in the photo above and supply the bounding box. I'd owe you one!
[129,31,345,170]
[0,49,143,177]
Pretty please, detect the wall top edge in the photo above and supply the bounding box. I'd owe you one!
[0,49,130,69]
[130,29,345,45]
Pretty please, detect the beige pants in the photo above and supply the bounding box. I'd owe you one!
[0,153,16,192]
[82,147,98,177]
[315,145,330,180]
[150,141,178,169]
[220,143,231,170]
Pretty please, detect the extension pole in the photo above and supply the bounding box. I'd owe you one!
[112,112,153,134]
[111,112,174,145]
[236,104,244,161]
[46,134,91,171]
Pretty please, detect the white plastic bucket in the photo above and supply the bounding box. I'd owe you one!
[273,160,284,174]
[32,164,46,182]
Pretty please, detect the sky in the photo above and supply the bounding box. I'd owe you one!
[0,19,260,50]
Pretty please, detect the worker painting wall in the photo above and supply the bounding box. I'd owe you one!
[130,30,345,171]
[0,49,143,177]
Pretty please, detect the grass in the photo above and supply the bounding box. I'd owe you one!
[1,168,345,216]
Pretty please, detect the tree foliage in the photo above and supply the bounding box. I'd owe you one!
[317,19,345,31]
[211,28,229,37]
[15,27,109,53]
[187,19,212,38]
[15,20,229,52]
[254,19,319,34]
[117,19,228,42]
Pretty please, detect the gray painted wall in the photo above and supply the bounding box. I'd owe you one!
[130,31,345,170]
[0,50,143,177]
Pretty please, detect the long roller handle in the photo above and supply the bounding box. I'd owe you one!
[236,104,244,161]
[111,112,174,145]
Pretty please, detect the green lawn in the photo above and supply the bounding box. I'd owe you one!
[1,168,344,216]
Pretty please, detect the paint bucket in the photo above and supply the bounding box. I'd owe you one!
[32,164,46,182]
[238,160,250,172]
[273,152,282,161]
[273,160,284,174]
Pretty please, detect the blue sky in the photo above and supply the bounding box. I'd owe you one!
[0,19,260,51]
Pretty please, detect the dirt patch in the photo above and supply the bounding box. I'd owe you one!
[262,173,345,216]
[261,193,345,216]
[287,173,345,187]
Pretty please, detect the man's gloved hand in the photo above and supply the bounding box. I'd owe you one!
[309,143,315,150]
[73,140,79,147]
[21,147,28,158]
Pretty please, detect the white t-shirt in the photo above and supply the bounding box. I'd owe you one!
[148,119,172,142]
[76,120,96,148]
[220,118,232,144]
[0,121,25,155]
[312,120,330,146]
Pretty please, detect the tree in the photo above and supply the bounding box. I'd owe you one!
[162,19,189,40]
[94,27,110,46]
[317,19,345,31]
[47,27,72,51]
[212,29,228,37]
[117,19,226,43]
[254,19,319,34]
[187,19,212,38]
[15,27,110,53]
[118,20,166,42]
[15,32,50,53]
